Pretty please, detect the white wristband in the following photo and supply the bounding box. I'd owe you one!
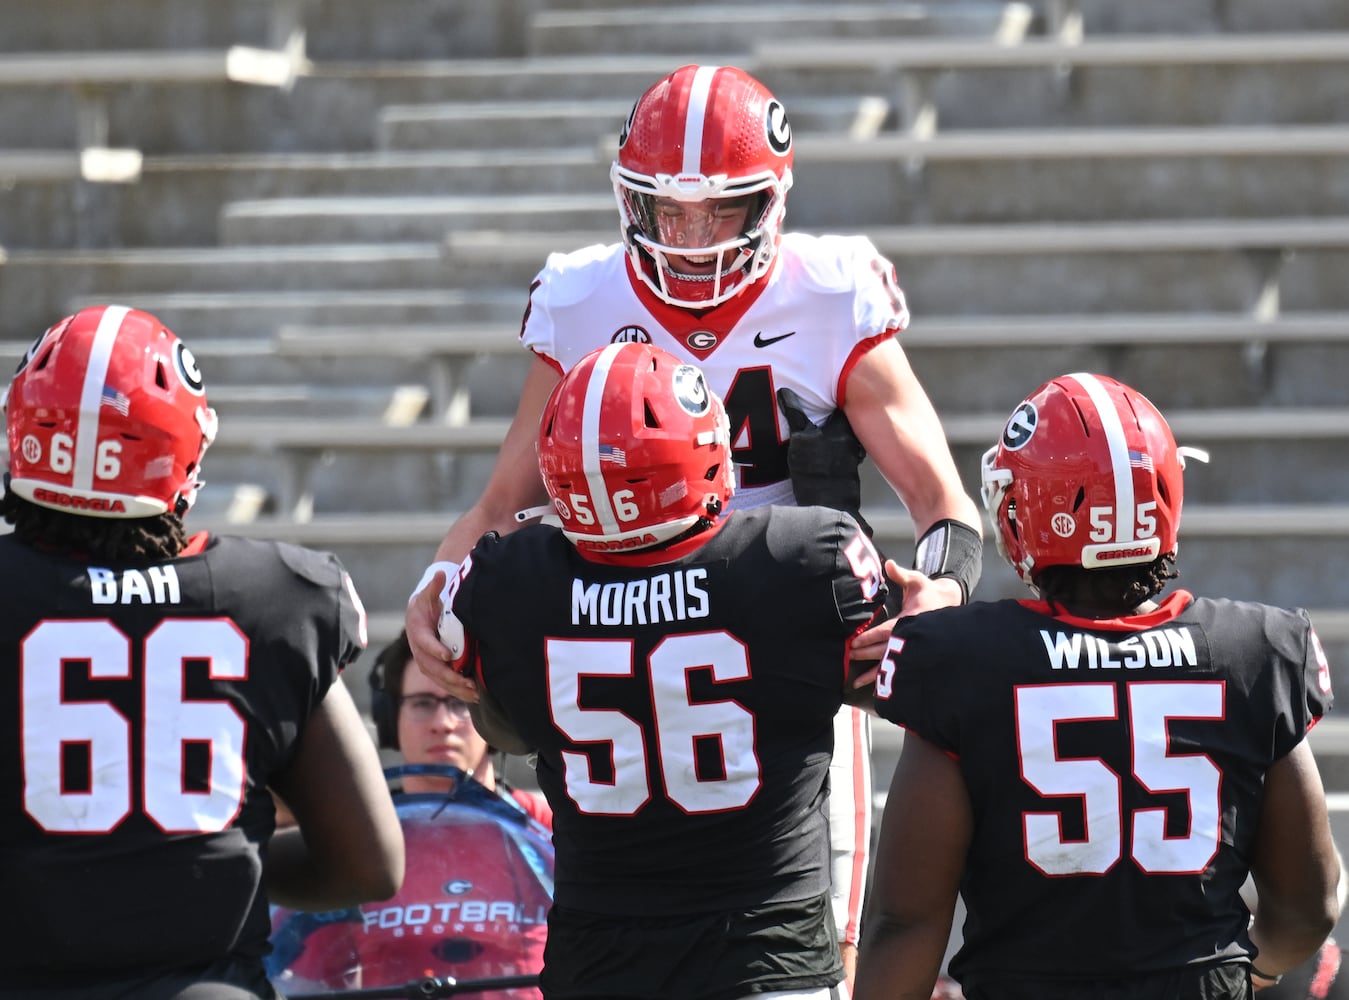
[408,560,461,607]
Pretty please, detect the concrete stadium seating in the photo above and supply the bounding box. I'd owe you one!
[0,48,306,174]
[429,218,1349,315]
[524,3,1036,56]
[10,114,1349,249]
[750,33,1349,133]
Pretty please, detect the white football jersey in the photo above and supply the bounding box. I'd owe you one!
[520,231,910,511]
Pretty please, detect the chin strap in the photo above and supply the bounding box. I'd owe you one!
[514,504,553,524]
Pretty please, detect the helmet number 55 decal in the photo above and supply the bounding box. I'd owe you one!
[1089,501,1158,541]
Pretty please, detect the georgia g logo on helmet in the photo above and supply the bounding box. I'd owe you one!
[618,100,637,150]
[1001,401,1038,451]
[174,341,206,395]
[672,364,710,416]
[765,99,791,156]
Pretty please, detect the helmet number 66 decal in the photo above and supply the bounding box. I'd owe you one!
[47,433,123,480]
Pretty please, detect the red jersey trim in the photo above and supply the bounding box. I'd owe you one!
[837,329,898,408]
[533,348,564,377]
[1017,590,1195,632]
[623,255,775,362]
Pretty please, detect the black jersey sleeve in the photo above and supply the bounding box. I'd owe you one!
[275,541,368,683]
[872,604,969,754]
[1270,608,1335,759]
[450,534,535,755]
[763,506,889,640]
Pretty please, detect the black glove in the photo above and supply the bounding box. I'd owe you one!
[776,387,871,536]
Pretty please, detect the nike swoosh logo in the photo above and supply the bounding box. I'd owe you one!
[753,330,797,348]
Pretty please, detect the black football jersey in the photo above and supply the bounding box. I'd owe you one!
[451,506,886,917]
[0,532,366,991]
[874,591,1334,990]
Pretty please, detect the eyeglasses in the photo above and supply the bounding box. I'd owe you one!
[399,693,472,722]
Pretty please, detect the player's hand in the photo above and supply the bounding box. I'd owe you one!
[850,614,896,672]
[893,563,964,617]
[777,387,871,534]
[406,569,479,703]
[849,561,964,671]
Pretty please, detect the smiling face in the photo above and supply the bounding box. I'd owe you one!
[650,196,754,276]
[396,656,493,793]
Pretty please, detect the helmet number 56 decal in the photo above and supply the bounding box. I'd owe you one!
[569,490,640,526]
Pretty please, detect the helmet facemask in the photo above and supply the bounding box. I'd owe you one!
[613,167,790,309]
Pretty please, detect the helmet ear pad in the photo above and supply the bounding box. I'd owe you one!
[368,632,413,751]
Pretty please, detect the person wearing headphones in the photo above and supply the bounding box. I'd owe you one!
[367,631,551,827]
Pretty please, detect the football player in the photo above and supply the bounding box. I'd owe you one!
[0,305,404,1000]
[437,342,888,999]
[855,373,1341,999]
[406,63,983,983]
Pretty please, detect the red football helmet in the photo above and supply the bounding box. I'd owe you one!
[612,64,794,309]
[980,372,1204,584]
[537,342,734,554]
[4,304,218,519]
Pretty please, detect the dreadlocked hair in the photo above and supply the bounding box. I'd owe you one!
[1,491,186,562]
[1034,553,1179,615]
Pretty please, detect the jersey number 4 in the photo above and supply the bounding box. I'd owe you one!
[1016,681,1223,876]
[22,619,248,835]
[547,632,761,816]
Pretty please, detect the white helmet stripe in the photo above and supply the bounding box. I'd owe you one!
[73,305,131,491]
[1065,372,1135,543]
[581,343,627,536]
[682,65,721,176]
